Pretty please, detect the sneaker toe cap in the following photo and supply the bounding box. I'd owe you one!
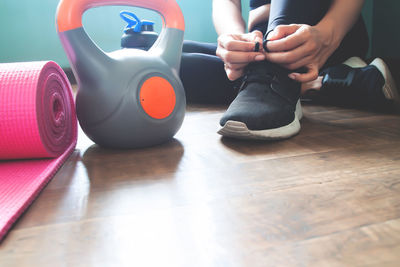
[220,101,295,130]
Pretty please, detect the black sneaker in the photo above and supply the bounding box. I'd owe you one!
[307,58,399,112]
[370,58,400,112]
[218,61,302,140]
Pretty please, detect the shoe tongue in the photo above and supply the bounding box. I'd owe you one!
[247,61,289,77]
[246,61,300,104]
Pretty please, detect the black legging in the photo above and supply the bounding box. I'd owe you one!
[180,0,369,104]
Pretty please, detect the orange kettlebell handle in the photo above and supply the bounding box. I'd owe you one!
[56,0,185,32]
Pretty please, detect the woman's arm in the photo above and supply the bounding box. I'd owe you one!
[248,4,270,33]
[264,0,365,82]
[212,0,246,35]
[318,0,365,48]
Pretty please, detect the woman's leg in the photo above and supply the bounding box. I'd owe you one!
[180,40,236,104]
[182,0,369,107]
[265,0,370,98]
[219,0,355,139]
[267,0,331,34]
[323,18,369,67]
[182,40,219,55]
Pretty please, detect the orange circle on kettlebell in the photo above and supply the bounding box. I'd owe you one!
[139,76,176,119]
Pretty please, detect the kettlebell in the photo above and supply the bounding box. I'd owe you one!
[120,11,158,50]
[56,0,186,148]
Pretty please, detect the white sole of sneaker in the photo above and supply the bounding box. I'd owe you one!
[370,58,400,111]
[343,57,367,68]
[218,100,302,140]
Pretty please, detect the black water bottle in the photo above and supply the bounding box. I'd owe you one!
[120,11,159,50]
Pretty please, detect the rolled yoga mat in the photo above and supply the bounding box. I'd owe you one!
[0,61,77,242]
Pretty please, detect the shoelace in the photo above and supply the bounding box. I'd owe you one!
[237,72,275,92]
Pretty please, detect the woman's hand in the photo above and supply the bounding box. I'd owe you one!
[216,30,265,81]
[264,23,338,83]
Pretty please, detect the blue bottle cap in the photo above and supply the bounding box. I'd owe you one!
[120,11,155,33]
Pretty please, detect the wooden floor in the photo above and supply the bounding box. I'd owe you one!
[1,103,400,267]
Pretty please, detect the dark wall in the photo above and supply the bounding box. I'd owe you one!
[371,0,400,58]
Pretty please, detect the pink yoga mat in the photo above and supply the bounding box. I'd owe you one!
[0,61,77,242]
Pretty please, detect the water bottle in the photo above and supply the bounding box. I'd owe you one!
[120,11,159,50]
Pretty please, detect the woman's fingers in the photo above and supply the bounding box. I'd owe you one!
[217,33,265,64]
[216,32,267,81]
[281,55,313,70]
[288,64,319,83]
[265,43,315,65]
[249,30,264,44]
[217,49,265,64]
[218,32,262,51]
[224,62,247,70]
[225,66,244,81]
[218,38,258,52]
[267,24,300,41]
[264,24,325,83]
[266,25,310,52]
